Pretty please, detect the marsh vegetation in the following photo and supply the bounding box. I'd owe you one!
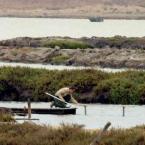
[0,123,144,145]
[0,67,145,104]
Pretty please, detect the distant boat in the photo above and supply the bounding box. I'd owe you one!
[89,17,104,22]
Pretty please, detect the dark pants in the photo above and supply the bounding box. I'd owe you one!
[50,95,71,108]
[63,95,71,102]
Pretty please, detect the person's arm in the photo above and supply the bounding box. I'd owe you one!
[58,94,65,102]
[70,95,78,104]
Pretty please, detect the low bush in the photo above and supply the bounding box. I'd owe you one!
[0,67,108,102]
[0,67,145,104]
[95,78,140,104]
[51,55,69,64]
[1,36,145,49]
[42,39,91,49]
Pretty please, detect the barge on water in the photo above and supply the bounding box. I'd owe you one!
[11,107,77,115]
[3,92,77,115]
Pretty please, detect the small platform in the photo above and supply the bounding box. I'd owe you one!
[10,107,77,115]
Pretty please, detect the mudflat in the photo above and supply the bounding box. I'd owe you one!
[0,36,145,69]
[0,0,145,19]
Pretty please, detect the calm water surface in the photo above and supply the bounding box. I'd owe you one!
[0,18,144,129]
[0,102,145,129]
[0,61,128,72]
[0,18,145,40]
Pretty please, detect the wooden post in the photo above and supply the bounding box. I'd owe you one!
[24,106,27,116]
[122,106,125,117]
[84,105,87,115]
[27,98,31,119]
[90,122,111,145]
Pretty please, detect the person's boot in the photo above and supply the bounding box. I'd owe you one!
[50,101,54,108]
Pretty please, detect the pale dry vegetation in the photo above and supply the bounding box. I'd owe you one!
[0,0,145,18]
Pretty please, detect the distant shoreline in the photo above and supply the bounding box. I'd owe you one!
[0,0,145,20]
[0,14,145,20]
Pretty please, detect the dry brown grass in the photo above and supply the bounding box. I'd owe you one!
[0,112,15,122]
[0,123,145,145]
[0,0,145,18]
[0,0,145,9]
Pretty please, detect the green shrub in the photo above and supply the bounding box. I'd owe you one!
[51,55,69,64]
[42,39,91,49]
[1,67,145,104]
[0,67,108,102]
[137,83,145,104]
[96,78,140,104]
[109,78,140,104]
